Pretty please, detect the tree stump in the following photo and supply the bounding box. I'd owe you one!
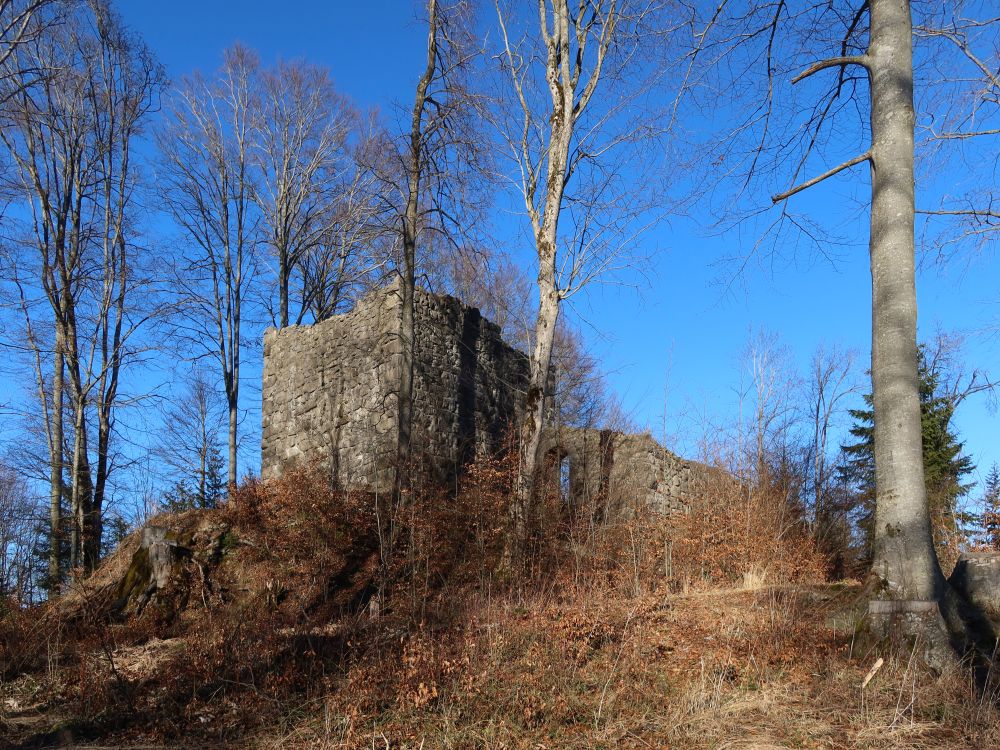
[113,526,184,616]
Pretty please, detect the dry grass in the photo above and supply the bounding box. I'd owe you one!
[2,459,999,749]
[256,584,1000,750]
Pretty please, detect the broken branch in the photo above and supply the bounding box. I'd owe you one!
[792,55,869,84]
[771,150,871,203]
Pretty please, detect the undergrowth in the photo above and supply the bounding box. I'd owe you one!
[2,449,999,749]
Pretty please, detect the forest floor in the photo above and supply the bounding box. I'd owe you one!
[4,580,1000,749]
[3,470,1000,749]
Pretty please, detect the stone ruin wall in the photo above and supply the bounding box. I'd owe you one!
[539,428,717,516]
[262,282,717,513]
[261,283,401,488]
[262,280,529,491]
[405,283,530,477]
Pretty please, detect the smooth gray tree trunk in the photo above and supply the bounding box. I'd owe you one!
[502,1,583,567]
[867,0,943,602]
[511,280,559,554]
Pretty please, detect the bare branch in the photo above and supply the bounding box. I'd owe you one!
[930,127,1000,140]
[916,208,1000,220]
[914,25,1000,93]
[792,55,869,84]
[771,150,871,203]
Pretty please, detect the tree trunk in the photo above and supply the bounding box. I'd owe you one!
[69,397,94,571]
[279,247,289,328]
[395,255,415,504]
[93,287,122,570]
[89,335,115,570]
[394,157,419,507]
[867,0,943,602]
[227,390,238,487]
[48,342,64,590]
[394,0,437,510]
[510,279,559,555]
[91,408,111,570]
[227,263,241,487]
[198,437,208,506]
[504,4,576,563]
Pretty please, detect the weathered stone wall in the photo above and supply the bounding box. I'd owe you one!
[262,282,715,516]
[407,286,530,479]
[261,281,529,489]
[261,284,401,487]
[539,427,718,516]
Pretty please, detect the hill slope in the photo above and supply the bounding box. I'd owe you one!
[3,468,999,748]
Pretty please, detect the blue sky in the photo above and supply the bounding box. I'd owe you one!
[118,2,998,492]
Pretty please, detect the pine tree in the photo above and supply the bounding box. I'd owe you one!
[162,445,226,512]
[201,444,226,508]
[836,393,876,542]
[920,360,975,562]
[837,345,975,562]
[980,464,1000,550]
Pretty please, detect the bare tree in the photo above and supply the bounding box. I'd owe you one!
[1,1,83,586]
[803,345,857,569]
[0,0,162,575]
[689,0,1000,652]
[493,0,672,561]
[157,45,260,487]
[0,460,43,602]
[739,330,799,483]
[779,1,972,635]
[153,367,226,509]
[82,0,164,568]
[805,346,857,518]
[252,59,355,328]
[373,0,484,507]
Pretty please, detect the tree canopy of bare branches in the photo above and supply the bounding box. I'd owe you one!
[686,0,999,657]
[0,0,163,577]
[492,0,674,563]
[0,0,61,110]
[253,58,357,328]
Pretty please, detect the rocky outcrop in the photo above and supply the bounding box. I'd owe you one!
[112,515,232,619]
[950,551,1000,629]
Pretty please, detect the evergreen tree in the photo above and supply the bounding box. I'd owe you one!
[920,360,975,539]
[162,445,226,512]
[836,393,876,541]
[980,464,1000,550]
[101,515,133,558]
[29,488,71,597]
[162,480,197,513]
[837,345,975,561]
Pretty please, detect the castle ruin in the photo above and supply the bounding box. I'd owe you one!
[261,281,711,512]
